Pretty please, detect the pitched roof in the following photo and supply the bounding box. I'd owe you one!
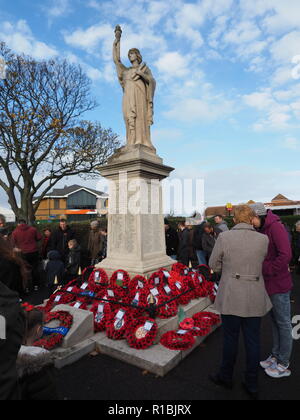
[271,194,291,202]
[34,184,106,202]
[49,184,105,197]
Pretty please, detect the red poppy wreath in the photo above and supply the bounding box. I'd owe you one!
[157,288,178,319]
[148,270,165,290]
[160,330,195,351]
[91,300,112,332]
[88,268,109,293]
[192,312,221,336]
[171,262,189,275]
[110,270,131,288]
[44,285,80,312]
[106,309,133,340]
[34,311,73,350]
[126,317,158,350]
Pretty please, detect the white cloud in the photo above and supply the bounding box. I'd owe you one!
[45,0,71,18]
[224,20,262,44]
[282,136,300,150]
[0,20,58,59]
[155,52,191,79]
[64,23,113,52]
[263,0,300,34]
[243,89,297,131]
[270,31,300,63]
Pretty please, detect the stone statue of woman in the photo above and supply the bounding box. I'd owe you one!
[113,25,156,150]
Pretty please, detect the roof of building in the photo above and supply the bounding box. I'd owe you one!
[34,184,107,202]
[271,194,291,202]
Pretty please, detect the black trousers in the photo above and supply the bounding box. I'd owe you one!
[23,252,40,288]
[219,315,262,392]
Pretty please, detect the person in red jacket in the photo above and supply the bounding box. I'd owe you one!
[251,203,293,379]
[12,220,42,292]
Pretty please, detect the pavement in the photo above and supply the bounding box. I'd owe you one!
[27,275,300,401]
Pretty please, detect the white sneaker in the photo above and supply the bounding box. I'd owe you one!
[260,356,277,370]
[265,364,291,379]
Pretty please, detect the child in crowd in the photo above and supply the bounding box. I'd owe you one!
[65,239,81,283]
[17,309,58,400]
[45,250,65,288]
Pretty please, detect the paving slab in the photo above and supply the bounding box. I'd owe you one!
[93,335,181,377]
[53,339,96,369]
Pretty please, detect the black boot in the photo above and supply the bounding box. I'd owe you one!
[209,374,233,390]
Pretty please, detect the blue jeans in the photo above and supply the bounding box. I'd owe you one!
[270,292,293,367]
[219,315,262,392]
[196,250,207,266]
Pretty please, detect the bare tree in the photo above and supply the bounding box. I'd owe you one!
[0,43,120,223]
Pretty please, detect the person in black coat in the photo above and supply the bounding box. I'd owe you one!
[0,236,26,400]
[193,221,207,265]
[177,221,190,266]
[50,219,76,263]
[164,219,179,259]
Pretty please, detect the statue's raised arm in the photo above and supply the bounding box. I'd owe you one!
[113,25,127,87]
[112,25,156,150]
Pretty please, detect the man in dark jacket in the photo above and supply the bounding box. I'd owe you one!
[164,219,179,260]
[202,223,222,261]
[177,221,190,266]
[251,203,293,379]
[193,221,207,265]
[50,219,75,263]
[0,281,25,400]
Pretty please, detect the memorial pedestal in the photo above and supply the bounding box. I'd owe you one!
[96,145,175,278]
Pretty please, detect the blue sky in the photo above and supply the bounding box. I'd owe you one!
[1,0,300,215]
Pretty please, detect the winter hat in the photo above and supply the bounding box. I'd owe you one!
[249,202,267,217]
[90,221,99,229]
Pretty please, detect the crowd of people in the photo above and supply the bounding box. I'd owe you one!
[165,214,229,267]
[0,215,107,296]
[0,205,297,400]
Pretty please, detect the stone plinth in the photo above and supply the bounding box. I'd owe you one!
[54,304,94,349]
[97,145,175,278]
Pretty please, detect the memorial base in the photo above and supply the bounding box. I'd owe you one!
[96,145,175,278]
[51,300,220,377]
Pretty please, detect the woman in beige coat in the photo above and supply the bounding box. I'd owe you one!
[209,205,272,399]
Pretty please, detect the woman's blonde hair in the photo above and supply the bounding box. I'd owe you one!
[234,205,256,224]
